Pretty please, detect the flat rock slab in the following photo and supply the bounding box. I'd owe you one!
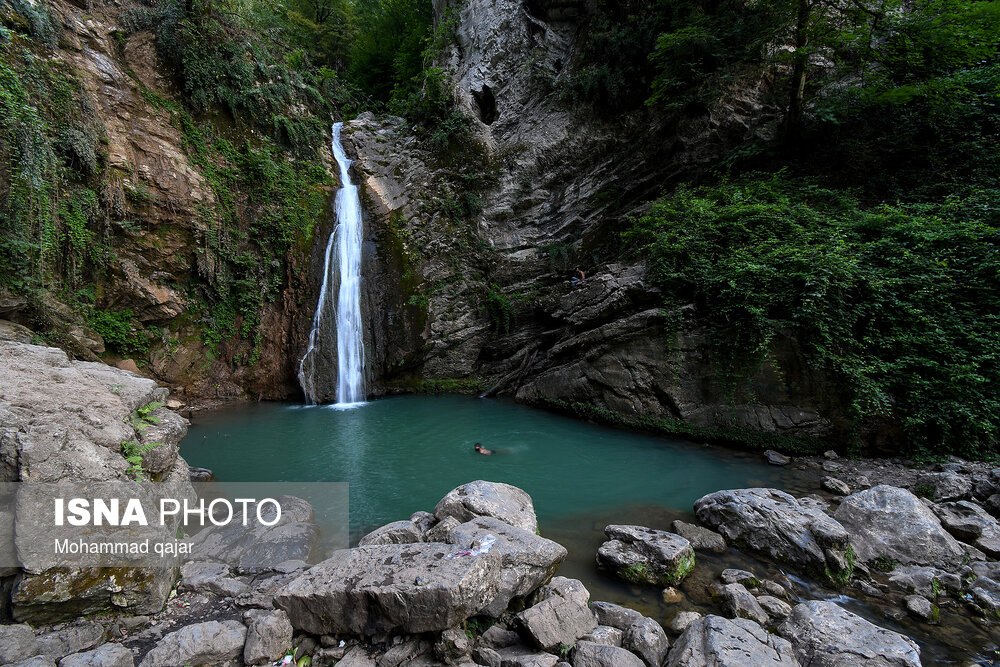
[668,615,799,666]
[138,620,246,667]
[274,543,502,635]
[671,520,726,553]
[573,641,645,667]
[778,600,921,667]
[597,525,694,586]
[434,481,538,533]
[695,488,850,576]
[834,485,965,568]
[448,515,567,615]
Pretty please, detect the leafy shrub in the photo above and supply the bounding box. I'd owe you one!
[626,174,1000,458]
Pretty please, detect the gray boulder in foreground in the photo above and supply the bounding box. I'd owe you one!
[834,485,965,568]
[596,525,695,586]
[138,620,247,667]
[777,600,920,667]
[516,591,597,650]
[695,488,850,578]
[59,643,134,667]
[572,641,645,667]
[668,615,799,666]
[274,543,501,635]
[434,480,538,533]
[448,515,567,616]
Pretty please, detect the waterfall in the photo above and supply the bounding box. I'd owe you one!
[297,122,366,405]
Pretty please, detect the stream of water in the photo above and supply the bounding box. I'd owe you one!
[297,122,366,405]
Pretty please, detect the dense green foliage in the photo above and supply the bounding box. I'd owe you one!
[627,176,1000,458]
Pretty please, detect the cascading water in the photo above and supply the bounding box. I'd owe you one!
[297,122,366,406]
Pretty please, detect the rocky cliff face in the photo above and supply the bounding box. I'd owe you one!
[345,0,836,443]
[1,0,333,405]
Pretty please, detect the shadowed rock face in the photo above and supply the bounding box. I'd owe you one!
[347,0,843,446]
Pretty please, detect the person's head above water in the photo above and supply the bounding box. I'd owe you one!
[475,443,482,450]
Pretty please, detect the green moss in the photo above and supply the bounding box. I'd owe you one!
[824,545,855,588]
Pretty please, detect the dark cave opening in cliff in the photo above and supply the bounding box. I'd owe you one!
[472,85,498,125]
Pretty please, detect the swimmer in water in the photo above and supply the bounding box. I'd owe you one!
[474,443,493,456]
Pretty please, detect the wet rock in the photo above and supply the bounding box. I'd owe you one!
[138,620,247,667]
[448,515,567,615]
[834,485,965,568]
[516,592,597,651]
[358,520,423,546]
[765,450,790,466]
[661,587,684,604]
[622,616,670,667]
[274,543,501,635]
[670,520,726,553]
[58,643,134,667]
[596,525,694,586]
[903,595,937,622]
[178,561,249,597]
[715,583,768,626]
[582,626,623,647]
[914,472,972,502]
[243,609,293,665]
[434,481,538,533]
[777,600,921,667]
[668,612,701,634]
[720,569,758,587]
[590,601,643,630]
[187,496,317,573]
[572,641,644,667]
[188,467,214,482]
[757,596,793,619]
[695,488,850,578]
[970,576,1000,616]
[888,566,961,597]
[668,615,799,666]
[759,580,789,599]
[933,500,1000,558]
[821,477,850,496]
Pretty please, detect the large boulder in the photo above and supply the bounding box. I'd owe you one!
[138,620,247,667]
[622,616,670,667]
[187,496,317,573]
[243,609,293,665]
[668,615,800,666]
[932,500,1000,558]
[273,542,501,635]
[434,481,538,533]
[694,489,850,578]
[777,601,920,667]
[358,520,423,546]
[833,486,965,568]
[447,515,567,615]
[596,525,695,586]
[178,561,249,597]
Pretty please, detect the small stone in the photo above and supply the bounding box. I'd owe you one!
[661,587,684,604]
[590,601,642,630]
[715,583,768,626]
[757,595,793,619]
[668,612,701,634]
[759,580,788,599]
[822,477,851,496]
[823,450,839,460]
[904,595,938,622]
[720,569,758,587]
[670,520,726,553]
[582,625,623,647]
[765,450,790,466]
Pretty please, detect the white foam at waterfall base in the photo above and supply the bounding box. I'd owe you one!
[297,122,366,405]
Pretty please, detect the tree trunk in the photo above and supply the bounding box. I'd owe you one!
[781,0,811,146]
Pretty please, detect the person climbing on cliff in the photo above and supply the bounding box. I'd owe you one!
[571,267,585,287]
[474,443,494,456]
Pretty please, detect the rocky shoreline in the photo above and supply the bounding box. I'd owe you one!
[2,338,999,666]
